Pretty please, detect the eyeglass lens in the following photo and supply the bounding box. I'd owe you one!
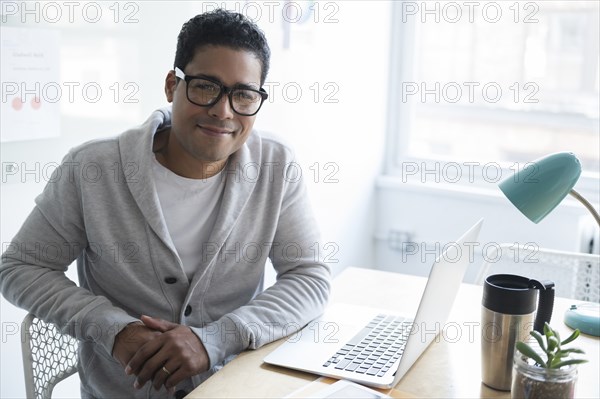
[187,78,262,115]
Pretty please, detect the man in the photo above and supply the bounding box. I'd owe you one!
[0,10,331,398]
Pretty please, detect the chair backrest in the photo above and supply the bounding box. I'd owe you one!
[475,243,600,302]
[21,314,79,399]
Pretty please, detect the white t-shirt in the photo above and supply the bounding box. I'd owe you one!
[151,156,226,281]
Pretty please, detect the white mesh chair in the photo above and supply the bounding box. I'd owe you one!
[21,314,79,399]
[475,243,600,302]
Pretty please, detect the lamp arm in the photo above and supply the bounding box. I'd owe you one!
[569,189,600,226]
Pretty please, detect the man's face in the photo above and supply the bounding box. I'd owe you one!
[164,45,263,170]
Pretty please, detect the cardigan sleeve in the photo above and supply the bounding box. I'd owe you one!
[0,152,139,356]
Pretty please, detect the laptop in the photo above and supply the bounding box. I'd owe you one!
[264,219,483,389]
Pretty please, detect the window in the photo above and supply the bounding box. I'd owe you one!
[387,1,599,181]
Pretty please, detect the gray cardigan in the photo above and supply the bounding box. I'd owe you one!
[0,108,331,398]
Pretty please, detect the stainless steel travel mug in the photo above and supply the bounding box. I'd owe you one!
[481,274,554,391]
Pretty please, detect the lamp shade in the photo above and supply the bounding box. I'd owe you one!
[498,152,582,223]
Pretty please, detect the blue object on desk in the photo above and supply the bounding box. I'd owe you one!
[564,303,600,337]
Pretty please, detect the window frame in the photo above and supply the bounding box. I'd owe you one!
[383,0,600,204]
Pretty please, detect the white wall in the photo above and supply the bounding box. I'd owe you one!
[0,2,391,398]
[374,178,599,282]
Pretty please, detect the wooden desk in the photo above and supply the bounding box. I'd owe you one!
[187,267,600,398]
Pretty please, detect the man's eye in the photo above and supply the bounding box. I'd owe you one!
[234,90,259,102]
[192,82,219,92]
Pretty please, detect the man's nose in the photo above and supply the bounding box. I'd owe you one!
[209,93,234,119]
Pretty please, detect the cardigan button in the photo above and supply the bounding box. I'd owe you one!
[164,277,177,284]
[184,305,192,316]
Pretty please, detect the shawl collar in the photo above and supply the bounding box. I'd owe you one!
[118,108,260,284]
[118,108,176,254]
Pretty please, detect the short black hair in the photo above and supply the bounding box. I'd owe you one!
[174,9,271,86]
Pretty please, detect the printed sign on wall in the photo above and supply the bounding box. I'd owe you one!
[1,27,60,142]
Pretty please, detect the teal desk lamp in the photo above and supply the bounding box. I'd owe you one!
[499,152,600,225]
[498,152,600,336]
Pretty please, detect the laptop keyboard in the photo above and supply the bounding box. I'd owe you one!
[322,314,413,377]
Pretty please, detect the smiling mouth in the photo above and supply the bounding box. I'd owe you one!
[197,125,233,137]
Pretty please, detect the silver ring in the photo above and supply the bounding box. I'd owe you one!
[162,366,171,376]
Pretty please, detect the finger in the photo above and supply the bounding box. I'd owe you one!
[164,364,189,391]
[153,361,179,391]
[118,326,160,373]
[126,337,163,377]
[141,315,178,333]
[162,337,208,391]
[133,348,170,390]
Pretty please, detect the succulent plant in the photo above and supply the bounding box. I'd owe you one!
[516,322,588,369]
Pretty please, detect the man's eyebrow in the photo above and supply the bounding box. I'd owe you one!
[190,72,260,90]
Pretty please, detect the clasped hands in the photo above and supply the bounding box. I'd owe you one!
[112,315,209,393]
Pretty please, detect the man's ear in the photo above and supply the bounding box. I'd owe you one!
[164,70,178,103]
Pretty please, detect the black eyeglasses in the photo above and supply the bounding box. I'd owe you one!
[174,67,268,116]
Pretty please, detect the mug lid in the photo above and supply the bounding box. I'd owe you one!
[482,274,538,315]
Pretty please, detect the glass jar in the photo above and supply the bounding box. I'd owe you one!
[511,353,578,399]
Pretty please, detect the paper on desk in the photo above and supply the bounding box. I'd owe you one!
[284,378,416,399]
